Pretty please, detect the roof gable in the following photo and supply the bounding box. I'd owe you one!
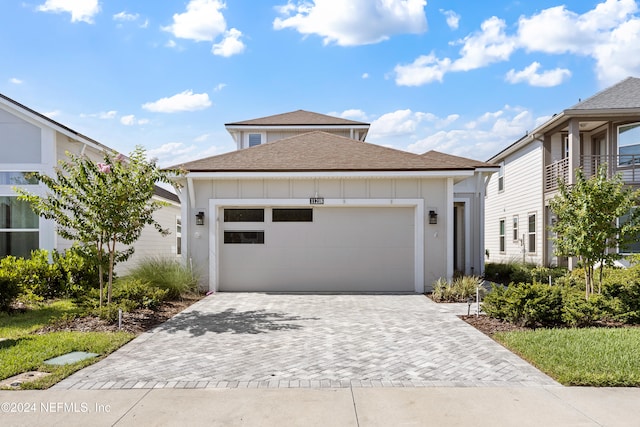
[173,132,480,172]
[225,110,369,127]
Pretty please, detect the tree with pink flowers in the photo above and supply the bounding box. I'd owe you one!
[16,146,182,306]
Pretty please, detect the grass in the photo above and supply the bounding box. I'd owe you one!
[494,327,640,386]
[0,299,134,389]
[126,257,199,299]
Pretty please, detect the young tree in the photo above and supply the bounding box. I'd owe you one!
[16,146,182,306]
[549,164,640,299]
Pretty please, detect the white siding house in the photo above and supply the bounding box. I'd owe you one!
[171,111,497,293]
[485,77,640,267]
[0,93,180,272]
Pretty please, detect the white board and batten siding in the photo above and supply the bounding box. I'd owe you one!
[185,177,452,293]
[485,141,545,265]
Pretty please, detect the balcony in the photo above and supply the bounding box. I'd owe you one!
[544,155,640,192]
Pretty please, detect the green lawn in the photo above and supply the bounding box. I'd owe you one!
[0,300,134,389]
[494,327,640,386]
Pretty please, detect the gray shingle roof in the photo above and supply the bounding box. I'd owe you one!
[421,150,495,169]
[567,77,640,111]
[172,132,484,172]
[225,110,369,126]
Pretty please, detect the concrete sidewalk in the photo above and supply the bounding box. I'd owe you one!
[1,386,638,426]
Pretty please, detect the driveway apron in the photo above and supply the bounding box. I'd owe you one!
[53,293,557,389]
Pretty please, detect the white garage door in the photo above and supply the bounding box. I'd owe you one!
[218,206,415,292]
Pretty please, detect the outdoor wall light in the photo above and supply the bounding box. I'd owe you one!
[428,210,438,225]
[195,211,205,226]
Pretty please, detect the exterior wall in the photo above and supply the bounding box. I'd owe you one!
[485,141,544,265]
[183,177,453,292]
[234,129,357,149]
[0,101,181,268]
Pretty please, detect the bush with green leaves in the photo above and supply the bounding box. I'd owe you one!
[431,276,484,302]
[561,290,607,327]
[484,261,535,285]
[482,282,563,327]
[126,257,198,299]
[0,250,66,300]
[112,278,169,310]
[55,245,103,297]
[0,276,20,311]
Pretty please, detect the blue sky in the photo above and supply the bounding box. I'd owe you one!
[2,0,640,165]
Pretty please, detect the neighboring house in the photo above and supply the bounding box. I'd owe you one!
[0,93,181,271]
[485,77,640,267]
[171,110,497,293]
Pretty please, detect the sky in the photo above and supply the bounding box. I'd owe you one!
[2,0,640,166]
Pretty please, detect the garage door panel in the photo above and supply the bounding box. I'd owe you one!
[219,206,415,292]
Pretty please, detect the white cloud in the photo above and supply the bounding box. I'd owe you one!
[214,83,227,92]
[148,142,223,167]
[142,90,212,113]
[369,109,426,137]
[328,109,369,121]
[165,40,178,49]
[194,133,210,142]
[506,62,571,87]
[43,110,61,118]
[37,0,100,23]
[362,73,369,79]
[394,53,452,86]
[9,78,23,84]
[450,16,516,72]
[120,115,136,126]
[212,28,245,57]
[394,0,640,87]
[120,114,149,125]
[405,107,537,160]
[163,0,227,42]
[140,19,149,29]
[113,11,139,22]
[273,0,427,46]
[440,9,460,30]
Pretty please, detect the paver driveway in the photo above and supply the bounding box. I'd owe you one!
[54,293,557,389]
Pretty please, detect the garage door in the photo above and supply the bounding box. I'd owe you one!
[218,206,415,292]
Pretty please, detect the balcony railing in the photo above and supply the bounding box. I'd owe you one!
[545,155,640,192]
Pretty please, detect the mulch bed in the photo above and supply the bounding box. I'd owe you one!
[33,294,203,335]
[459,314,528,335]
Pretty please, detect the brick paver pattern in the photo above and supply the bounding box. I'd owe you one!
[54,294,558,390]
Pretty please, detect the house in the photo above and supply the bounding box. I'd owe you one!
[485,77,640,268]
[171,110,497,293]
[0,93,181,271]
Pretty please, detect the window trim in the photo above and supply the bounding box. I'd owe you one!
[223,230,265,244]
[617,122,640,166]
[528,213,536,253]
[512,215,519,242]
[176,216,182,256]
[223,208,265,222]
[245,132,266,148]
[499,218,505,253]
[498,162,504,192]
[272,208,313,222]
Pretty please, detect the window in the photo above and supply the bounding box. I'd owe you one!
[618,123,640,165]
[513,215,519,242]
[619,209,640,253]
[528,214,536,253]
[176,216,182,256]
[273,208,313,222]
[0,172,38,185]
[498,163,504,191]
[0,196,39,258]
[248,133,262,147]
[224,231,264,244]
[499,219,505,252]
[224,209,264,222]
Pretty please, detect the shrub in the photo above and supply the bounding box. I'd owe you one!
[600,269,640,324]
[112,278,168,310]
[484,261,535,285]
[561,291,606,327]
[55,245,103,297]
[91,301,137,322]
[126,257,198,299]
[431,276,484,302]
[0,250,66,299]
[0,276,20,312]
[482,282,563,327]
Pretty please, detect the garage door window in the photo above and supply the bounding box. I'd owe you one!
[224,231,264,244]
[224,209,264,222]
[272,208,313,222]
